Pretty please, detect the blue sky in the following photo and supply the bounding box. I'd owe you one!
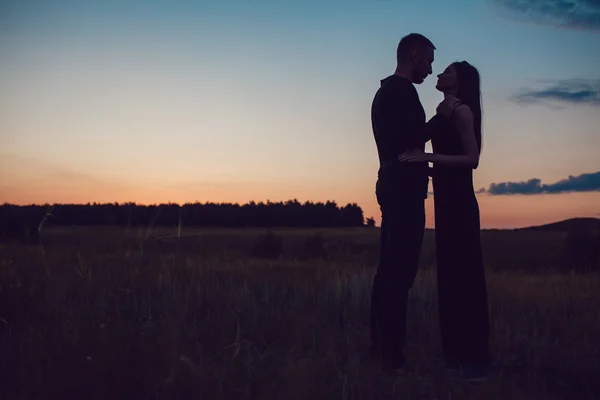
[1,0,599,227]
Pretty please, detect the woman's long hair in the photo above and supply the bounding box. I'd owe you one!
[453,61,483,154]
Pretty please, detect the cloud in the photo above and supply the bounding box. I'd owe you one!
[512,79,600,106]
[430,188,487,196]
[487,171,600,195]
[491,0,600,31]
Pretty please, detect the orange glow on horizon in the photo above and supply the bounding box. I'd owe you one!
[2,178,598,229]
[2,154,598,229]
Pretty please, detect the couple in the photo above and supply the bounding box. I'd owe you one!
[369,33,490,381]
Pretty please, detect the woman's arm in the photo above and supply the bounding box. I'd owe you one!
[399,105,480,169]
[420,96,461,144]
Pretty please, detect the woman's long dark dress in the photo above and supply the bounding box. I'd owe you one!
[430,111,490,367]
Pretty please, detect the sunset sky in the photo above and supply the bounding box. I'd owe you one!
[1,0,599,228]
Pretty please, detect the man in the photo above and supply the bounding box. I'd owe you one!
[369,33,438,371]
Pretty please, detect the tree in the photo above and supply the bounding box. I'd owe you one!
[0,200,368,230]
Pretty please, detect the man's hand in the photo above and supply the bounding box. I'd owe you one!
[398,149,427,163]
[436,95,461,117]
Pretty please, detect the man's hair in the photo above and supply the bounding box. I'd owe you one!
[396,33,435,62]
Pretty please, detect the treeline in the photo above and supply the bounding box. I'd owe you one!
[0,200,367,230]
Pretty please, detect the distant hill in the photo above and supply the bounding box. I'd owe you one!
[517,218,600,232]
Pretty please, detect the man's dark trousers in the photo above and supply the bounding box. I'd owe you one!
[370,172,426,363]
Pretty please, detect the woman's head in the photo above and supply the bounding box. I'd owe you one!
[436,61,480,101]
[436,61,483,153]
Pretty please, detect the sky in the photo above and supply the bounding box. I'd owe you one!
[1,0,599,228]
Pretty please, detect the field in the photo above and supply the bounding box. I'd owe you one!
[1,226,599,399]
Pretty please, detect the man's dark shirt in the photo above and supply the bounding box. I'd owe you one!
[372,74,429,200]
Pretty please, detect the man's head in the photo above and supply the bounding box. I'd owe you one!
[396,33,435,84]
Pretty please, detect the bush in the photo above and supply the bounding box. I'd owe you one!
[250,231,283,259]
[0,217,40,245]
[560,229,600,273]
[301,233,327,260]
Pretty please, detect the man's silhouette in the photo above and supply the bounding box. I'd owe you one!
[369,33,436,371]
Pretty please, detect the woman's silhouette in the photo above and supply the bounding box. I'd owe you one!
[399,61,490,381]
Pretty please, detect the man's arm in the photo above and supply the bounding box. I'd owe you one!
[420,118,436,144]
[384,83,421,151]
[377,84,413,165]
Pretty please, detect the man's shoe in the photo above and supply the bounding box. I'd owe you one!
[369,344,382,359]
[435,358,460,376]
[458,364,491,382]
[360,344,381,364]
[381,354,408,372]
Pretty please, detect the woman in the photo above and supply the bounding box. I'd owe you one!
[398,61,491,381]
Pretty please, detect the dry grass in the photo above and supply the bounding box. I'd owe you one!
[0,227,598,399]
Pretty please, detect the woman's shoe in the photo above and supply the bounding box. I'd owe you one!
[458,364,491,382]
